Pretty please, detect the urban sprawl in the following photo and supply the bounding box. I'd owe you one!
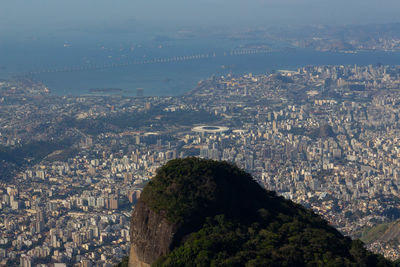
[2,64,400,266]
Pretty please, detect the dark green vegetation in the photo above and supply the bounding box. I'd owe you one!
[285,124,336,140]
[0,139,74,181]
[275,74,294,83]
[63,108,220,135]
[0,139,73,165]
[114,256,129,267]
[140,158,393,267]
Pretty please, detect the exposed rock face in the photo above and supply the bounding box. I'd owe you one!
[129,200,177,267]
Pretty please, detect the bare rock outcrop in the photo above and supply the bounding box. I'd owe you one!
[128,201,177,266]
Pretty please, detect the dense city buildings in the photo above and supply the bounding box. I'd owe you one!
[2,64,400,265]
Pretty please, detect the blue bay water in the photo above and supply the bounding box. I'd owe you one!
[1,37,400,96]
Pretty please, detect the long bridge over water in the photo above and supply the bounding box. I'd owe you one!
[25,48,273,76]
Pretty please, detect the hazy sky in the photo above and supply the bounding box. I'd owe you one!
[1,0,400,36]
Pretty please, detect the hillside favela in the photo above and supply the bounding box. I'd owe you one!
[3,1,400,267]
